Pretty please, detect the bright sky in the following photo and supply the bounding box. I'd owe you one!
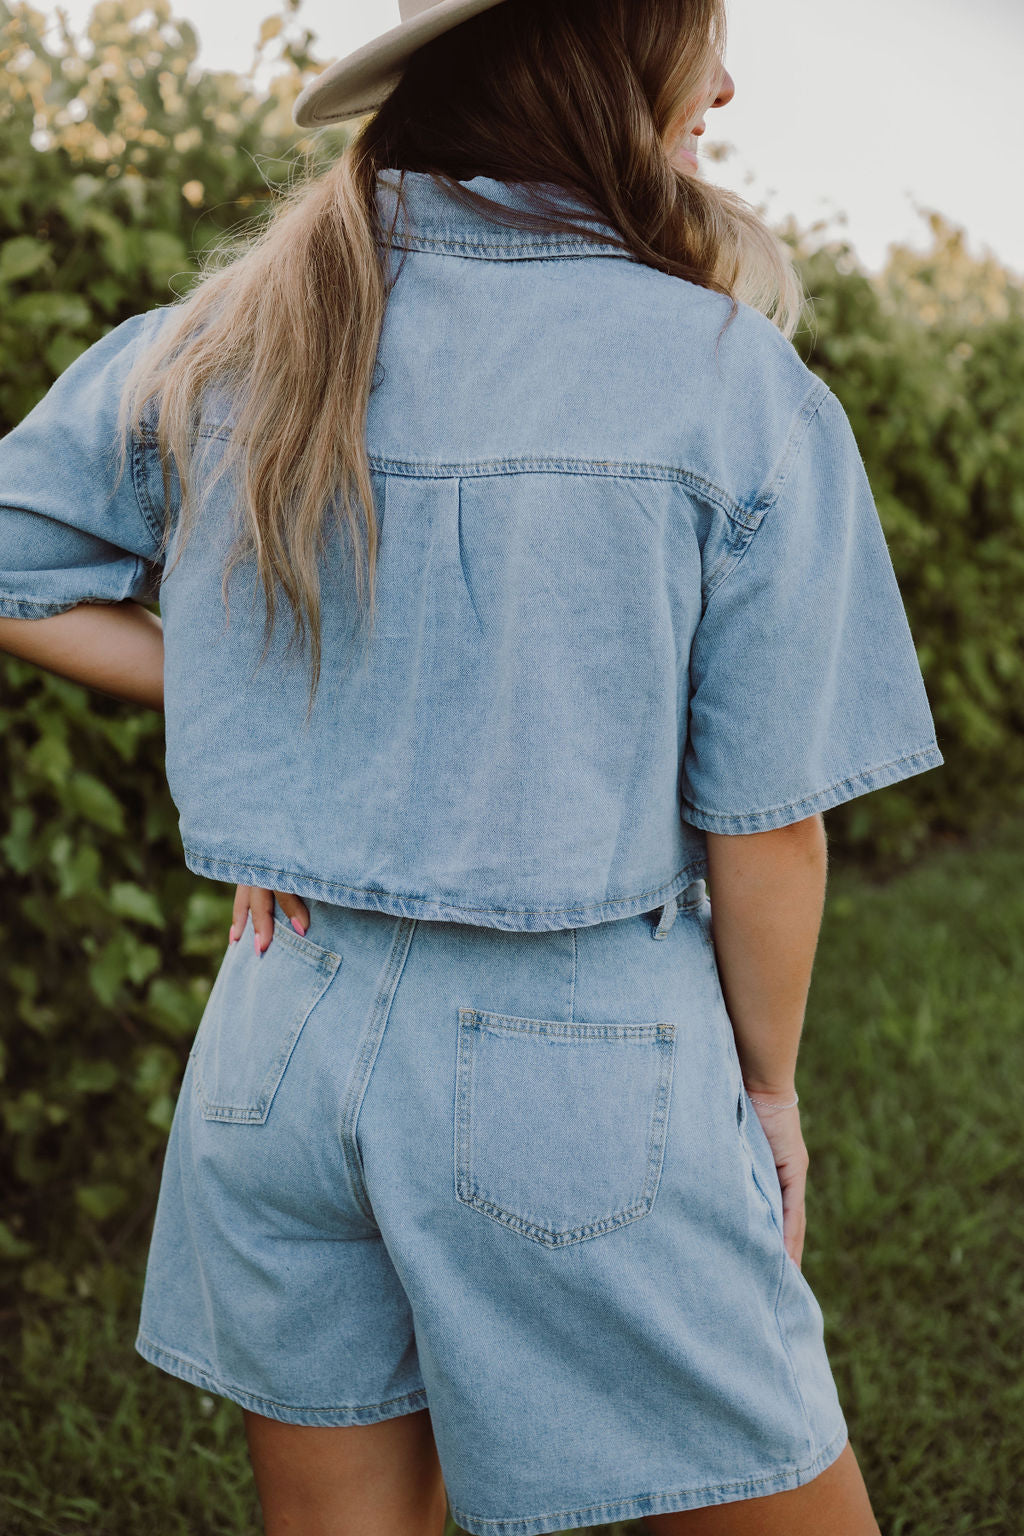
[46,0,1024,279]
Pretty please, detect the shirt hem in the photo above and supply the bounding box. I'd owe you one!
[180,844,710,932]
[679,743,944,834]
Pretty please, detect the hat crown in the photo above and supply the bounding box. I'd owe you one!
[399,0,444,19]
[294,0,511,127]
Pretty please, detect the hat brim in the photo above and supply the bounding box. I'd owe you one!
[293,0,509,128]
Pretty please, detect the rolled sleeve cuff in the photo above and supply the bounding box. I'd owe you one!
[680,741,945,834]
[0,556,158,619]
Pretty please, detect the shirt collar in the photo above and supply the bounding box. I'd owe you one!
[375,167,635,262]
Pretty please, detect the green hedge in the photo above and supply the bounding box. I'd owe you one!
[792,234,1024,845]
[0,660,221,1291]
[2,0,1023,1290]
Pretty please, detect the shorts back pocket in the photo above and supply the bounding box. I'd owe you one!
[191,915,342,1124]
[455,1007,677,1248]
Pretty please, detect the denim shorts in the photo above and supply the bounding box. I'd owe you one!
[135,879,849,1535]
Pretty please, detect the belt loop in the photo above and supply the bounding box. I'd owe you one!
[653,894,679,940]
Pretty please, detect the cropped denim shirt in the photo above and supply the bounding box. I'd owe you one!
[0,168,943,931]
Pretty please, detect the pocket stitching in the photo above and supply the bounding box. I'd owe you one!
[193,932,342,1124]
[455,1006,676,1248]
[268,913,344,969]
[458,1007,676,1044]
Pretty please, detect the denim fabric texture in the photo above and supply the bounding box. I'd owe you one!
[0,167,942,929]
[135,890,851,1534]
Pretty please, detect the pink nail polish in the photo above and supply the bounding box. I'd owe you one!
[254,932,262,956]
[291,917,307,936]
[228,926,237,944]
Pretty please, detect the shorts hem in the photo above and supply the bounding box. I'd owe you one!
[134,1329,429,1426]
[448,1420,850,1536]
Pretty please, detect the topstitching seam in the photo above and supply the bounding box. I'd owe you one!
[450,1421,848,1527]
[180,856,707,919]
[681,743,942,822]
[135,1331,425,1415]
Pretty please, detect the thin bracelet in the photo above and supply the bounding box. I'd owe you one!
[747,1091,799,1109]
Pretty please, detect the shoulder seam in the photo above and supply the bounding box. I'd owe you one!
[697,375,832,607]
[130,431,164,551]
[750,375,831,516]
[125,311,169,553]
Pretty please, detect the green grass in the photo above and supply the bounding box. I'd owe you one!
[2,815,1022,1535]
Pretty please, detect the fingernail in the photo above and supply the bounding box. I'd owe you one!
[291,917,307,936]
[228,926,237,944]
[254,932,263,956]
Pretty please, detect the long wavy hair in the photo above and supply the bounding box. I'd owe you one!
[117,0,807,717]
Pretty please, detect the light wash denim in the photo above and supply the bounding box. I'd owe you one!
[136,888,850,1533]
[0,168,942,930]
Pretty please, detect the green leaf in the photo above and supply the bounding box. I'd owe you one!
[52,839,103,901]
[67,772,126,835]
[109,880,166,929]
[0,1219,35,1261]
[26,732,73,786]
[64,1059,120,1095]
[75,1183,129,1222]
[87,275,124,313]
[145,1092,176,1132]
[1,806,37,874]
[88,933,160,1004]
[44,331,89,375]
[181,886,234,955]
[140,228,187,284]
[88,935,132,1006]
[21,1258,69,1299]
[2,1089,47,1137]
[68,172,103,204]
[146,975,205,1038]
[0,235,53,283]
[128,941,162,986]
[7,291,92,331]
[133,1042,180,1096]
[81,205,132,274]
[8,963,40,1001]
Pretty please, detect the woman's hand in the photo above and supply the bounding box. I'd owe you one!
[229,886,311,955]
[747,1092,808,1268]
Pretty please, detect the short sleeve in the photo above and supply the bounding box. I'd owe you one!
[679,386,944,834]
[0,309,168,618]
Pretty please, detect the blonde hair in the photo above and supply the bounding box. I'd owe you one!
[118,0,807,716]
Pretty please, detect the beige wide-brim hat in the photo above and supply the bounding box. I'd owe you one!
[293,0,511,128]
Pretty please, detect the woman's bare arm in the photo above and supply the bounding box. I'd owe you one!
[705,814,828,1265]
[0,602,164,710]
[705,815,827,1095]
